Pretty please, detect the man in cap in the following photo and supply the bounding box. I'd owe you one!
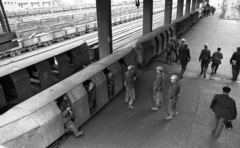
[124,65,136,109]
[166,75,181,120]
[230,46,240,81]
[199,43,211,78]
[152,66,165,110]
[166,37,176,65]
[210,86,237,138]
[211,47,223,75]
[179,42,191,78]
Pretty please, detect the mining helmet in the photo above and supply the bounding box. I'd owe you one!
[181,38,185,42]
[156,66,163,71]
[204,43,208,48]
[127,65,134,71]
[170,75,178,80]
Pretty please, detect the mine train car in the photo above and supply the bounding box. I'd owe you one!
[4,4,145,32]
[0,9,146,58]
[0,3,167,59]
[0,9,202,147]
[0,5,192,59]
[5,1,137,18]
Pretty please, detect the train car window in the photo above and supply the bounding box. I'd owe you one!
[65,51,74,68]
[0,76,17,104]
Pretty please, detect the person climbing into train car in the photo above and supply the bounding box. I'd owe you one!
[152,66,165,111]
[124,65,136,110]
[165,75,181,120]
[211,47,223,75]
[107,72,114,99]
[199,43,211,78]
[166,37,175,65]
[230,46,240,81]
[60,95,83,137]
[88,81,96,112]
[179,42,191,79]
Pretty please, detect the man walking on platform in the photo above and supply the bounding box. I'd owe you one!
[199,44,211,78]
[211,47,223,75]
[230,46,240,81]
[166,38,175,65]
[166,75,181,120]
[210,86,237,138]
[152,66,165,111]
[179,43,191,78]
[124,65,136,109]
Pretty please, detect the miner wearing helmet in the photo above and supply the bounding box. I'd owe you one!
[179,42,191,78]
[124,65,136,109]
[199,43,211,78]
[152,66,165,110]
[165,75,181,120]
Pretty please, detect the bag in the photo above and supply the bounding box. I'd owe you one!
[225,120,233,129]
[232,60,237,65]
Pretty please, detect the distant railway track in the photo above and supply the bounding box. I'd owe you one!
[0,8,176,69]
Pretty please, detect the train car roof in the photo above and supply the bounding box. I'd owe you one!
[0,46,132,128]
[0,39,85,77]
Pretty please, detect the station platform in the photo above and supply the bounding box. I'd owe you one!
[59,10,240,148]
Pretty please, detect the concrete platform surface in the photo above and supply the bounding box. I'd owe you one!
[59,11,240,148]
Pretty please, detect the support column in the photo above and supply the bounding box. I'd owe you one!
[191,0,196,11]
[96,0,113,59]
[143,0,153,35]
[164,0,172,25]
[185,0,191,14]
[177,0,184,18]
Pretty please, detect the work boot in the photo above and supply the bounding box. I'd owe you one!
[211,72,214,75]
[165,116,173,120]
[151,107,159,111]
[75,131,83,137]
[128,105,135,110]
[203,74,206,78]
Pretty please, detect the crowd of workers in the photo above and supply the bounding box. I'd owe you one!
[203,3,216,17]
[51,35,240,143]
[124,36,238,138]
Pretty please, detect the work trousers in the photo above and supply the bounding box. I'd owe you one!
[65,120,79,137]
[181,61,188,76]
[211,63,219,73]
[168,100,178,117]
[212,115,226,137]
[153,91,163,107]
[125,87,135,105]
[232,65,239,81]
[201,60,209,74]
[166,51,173,64]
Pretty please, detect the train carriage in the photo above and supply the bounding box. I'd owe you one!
[51,29,66,42]
[20,37,39,52]
[75,25,87,36]
[63,27,77,39]
[36,32,54,46]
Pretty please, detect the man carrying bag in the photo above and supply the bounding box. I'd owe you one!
[210,86,237,138]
